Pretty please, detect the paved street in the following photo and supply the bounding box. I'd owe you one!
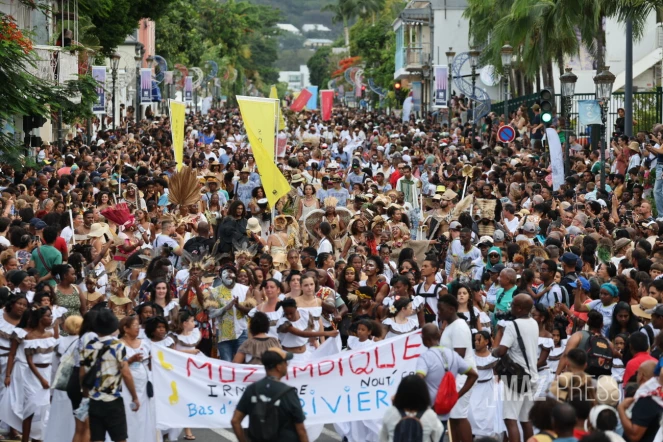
[191,425,343,442]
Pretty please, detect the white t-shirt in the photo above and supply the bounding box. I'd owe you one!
[504,216,520,234]
[538,283,565,308]
[500,318,540,382]
[441,319,475,368]
[317,238,333,255]
[587,299,617,336]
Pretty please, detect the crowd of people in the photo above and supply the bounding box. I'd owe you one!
[0,100,662,442]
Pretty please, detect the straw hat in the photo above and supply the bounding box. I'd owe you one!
[290,174,305,184]
[631,296,658,319]
[246,217,261,234]
[628,141,640,152]
[87,223,107,238]
[440,189,458,201]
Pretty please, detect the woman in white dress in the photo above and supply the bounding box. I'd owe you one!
[456,284,483,333]
[249,279,284,339]
[547,324,567,375]
[336,320,381,442]
[145,316,180,441]
[468,330,505,438]
[382,298,419,340]
[612,333,627,386]
[0,295,28,406]
[295,275,324,351]
[45,315,83,442]
[532,304,554,397]
[0,306,57,442]
[276,298,338,362]
[150,279,179,324]
[118,315,158,442]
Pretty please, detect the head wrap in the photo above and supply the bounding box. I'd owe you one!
[601,283,619,298]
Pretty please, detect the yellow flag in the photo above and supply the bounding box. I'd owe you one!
[237,97,290,208]
[170,100,186,171]
[270,85,286,131]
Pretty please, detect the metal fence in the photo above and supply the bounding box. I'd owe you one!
[492,88,663,138]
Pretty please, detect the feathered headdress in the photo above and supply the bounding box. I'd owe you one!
[168,166,200,207]
[101,203,134,228]
[323,196,338,209]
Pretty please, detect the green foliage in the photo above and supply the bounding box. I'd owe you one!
[82,0,175,55]
[59,74,100,124]
[349,15,398,90]
[307,46,334,88]
[155,0,206,66]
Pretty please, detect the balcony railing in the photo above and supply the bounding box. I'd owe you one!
[25,45,79,84]
[403,45,430,70]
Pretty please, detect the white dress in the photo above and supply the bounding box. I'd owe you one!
[151,337,180,441]
[122,340,158,442]
[536,336,554,397]
[0,335,57,441]
[612,358,625,385]
[382,317,419,340]
[334,338,381,442]
[44,335,79,442]
[0,312,22,411]
[468,352,505,437]
[276,309,312,362]
[297,305,323,351]
[172,329,202,354]
[248,308,283,339]
[547,343,566,375]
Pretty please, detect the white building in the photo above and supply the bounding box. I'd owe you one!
[279,65,311,92]
[304,38,334,48]
[393,0,663,113]
[277,23,301,35]
[302,24,332,33]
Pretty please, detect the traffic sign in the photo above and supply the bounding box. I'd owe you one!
[497,125,516,143]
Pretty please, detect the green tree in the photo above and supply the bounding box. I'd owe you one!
[322,0,358,47]
[307,46,334,88]
[83,0,175,55]
[155,0,206,66]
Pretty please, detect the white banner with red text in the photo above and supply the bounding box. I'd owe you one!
[152,331,423,428]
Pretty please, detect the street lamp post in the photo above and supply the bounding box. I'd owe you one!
[469,48,481,139]
[500,43,513,122]
[445,48,455,99]
[110,52,121,130]
[422,62,431,117]
[145,55,154,114]
[593,66,616,193]
[560,67,578,175]
[134,53,142,124]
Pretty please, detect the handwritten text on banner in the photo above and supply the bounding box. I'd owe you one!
[152,332,423,428]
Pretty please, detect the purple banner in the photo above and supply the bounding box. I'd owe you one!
[433,65,448,108]
[184,76,193,103]
[92,66,106,114]
[141,68,152,103]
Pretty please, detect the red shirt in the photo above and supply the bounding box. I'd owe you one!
[389,169,402,189]
[623,351,656,385]
[53,237,68,258]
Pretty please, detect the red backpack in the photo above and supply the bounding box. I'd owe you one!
[433,348,459,415]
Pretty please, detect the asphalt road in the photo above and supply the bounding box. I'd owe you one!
[190,425,343,442]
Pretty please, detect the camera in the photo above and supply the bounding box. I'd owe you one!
[495,310,515,321]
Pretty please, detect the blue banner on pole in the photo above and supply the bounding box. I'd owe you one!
[578,100,602,125]
[306,86,318,109]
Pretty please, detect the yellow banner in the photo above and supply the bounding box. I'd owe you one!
[237,97,290,208]
[270,85,286,131]
[170,100,186,171]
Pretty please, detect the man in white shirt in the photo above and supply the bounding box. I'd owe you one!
[502,204,520,236]
[492,294,540,442]
[152,220,185,268]
[416,323,478,436]
[438,294,475,442]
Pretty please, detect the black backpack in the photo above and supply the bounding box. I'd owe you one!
[393,409,424,442]
[247,386,296,442]
[582,331,613,377]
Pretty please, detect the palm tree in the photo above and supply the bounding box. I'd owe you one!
[322,0,358,47]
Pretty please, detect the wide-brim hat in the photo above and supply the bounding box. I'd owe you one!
[204,174,220,184]
[632,296,658,319]
[290,174,305,184]
[94,309,119,336]
[628,141,640,152]
[87,223,108,238]
[246,217,261,234]
[440,189,457,201]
